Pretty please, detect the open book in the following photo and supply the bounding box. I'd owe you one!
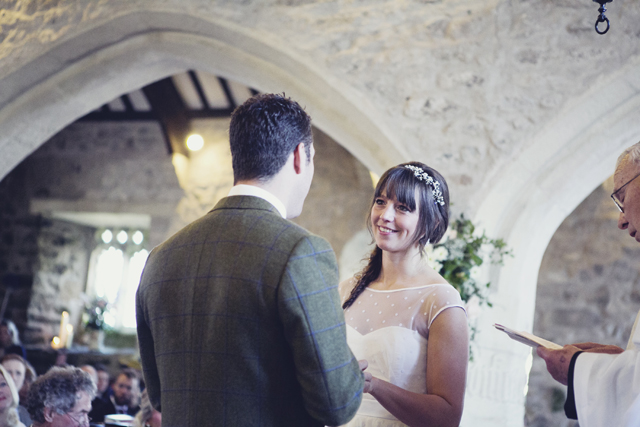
[494,323,563,350]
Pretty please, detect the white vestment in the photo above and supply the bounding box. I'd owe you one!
[574,310,640,427]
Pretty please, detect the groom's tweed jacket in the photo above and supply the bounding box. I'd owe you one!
[136,196,364,427]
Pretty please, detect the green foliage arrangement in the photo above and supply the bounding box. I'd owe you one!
[83,297,109,331]
[424,214,512,353]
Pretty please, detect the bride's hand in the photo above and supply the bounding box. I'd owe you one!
[358,359,374,393]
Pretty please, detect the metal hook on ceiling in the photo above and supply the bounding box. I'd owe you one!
[593,0,613,35]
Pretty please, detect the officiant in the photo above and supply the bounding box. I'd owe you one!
[537,141,640,427]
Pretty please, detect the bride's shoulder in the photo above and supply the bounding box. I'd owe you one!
[418,282,463,307]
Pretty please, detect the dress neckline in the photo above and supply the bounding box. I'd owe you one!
[364,283,449,293]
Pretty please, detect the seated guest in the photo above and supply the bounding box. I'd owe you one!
[133,390,161,427]
[26,366,94,427]
[79,365,97,385]
[79,364,110,422]
[90,368,140,422]
[94,364,111,401]
[0,356,30,426]
[0,365,25,427]
[0,321,25,360]
[16,361,35,407]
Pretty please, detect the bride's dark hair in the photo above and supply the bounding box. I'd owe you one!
[342,162,450,309]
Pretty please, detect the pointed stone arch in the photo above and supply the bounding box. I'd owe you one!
[462,56,640,425]
[0,10,408,181]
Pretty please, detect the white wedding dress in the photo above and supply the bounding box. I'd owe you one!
[339,281,465,427]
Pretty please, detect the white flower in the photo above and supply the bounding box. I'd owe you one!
[423,245,443,271]
[443,227,458,241]
[433,246,449,262]
[469,266,481,281]
[429,260,443,272]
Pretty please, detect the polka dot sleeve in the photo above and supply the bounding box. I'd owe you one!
[420,283,466,330]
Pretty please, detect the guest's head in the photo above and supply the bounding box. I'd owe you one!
[93,364,110,395]
[79,365,97,387]
[133,390,161,427]
[0,364,21,426]
[112,369,140,408]
[369,162,450,254]
[229,94,314,218]
[18,360,36,404]
[1,355,26,391]
[614,141,640,242]
[0,321,19,348]
[26,366,95,427]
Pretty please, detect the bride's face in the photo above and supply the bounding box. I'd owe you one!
[371,190,421,254]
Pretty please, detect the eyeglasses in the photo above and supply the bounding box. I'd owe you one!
[611,171,640,213]
[66,411,92,427]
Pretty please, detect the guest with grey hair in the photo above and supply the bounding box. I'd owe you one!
[538,141,640,427]
[26,366,95,427]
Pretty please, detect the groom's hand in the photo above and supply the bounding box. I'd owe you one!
[358,359,373,393]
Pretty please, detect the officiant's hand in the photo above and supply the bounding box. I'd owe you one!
[358,359,374,393]
[537,345,582,386]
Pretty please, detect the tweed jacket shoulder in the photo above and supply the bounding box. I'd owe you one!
[136,196,363,427]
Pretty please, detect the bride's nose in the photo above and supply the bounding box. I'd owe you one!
[380,205,395,221]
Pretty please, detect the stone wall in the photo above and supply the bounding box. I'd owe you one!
[525,180,640,426]
[26,218,94,345]
[2,120,184,344]
[0,162,40,332]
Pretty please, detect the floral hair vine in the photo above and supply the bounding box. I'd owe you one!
[404,165,445,206]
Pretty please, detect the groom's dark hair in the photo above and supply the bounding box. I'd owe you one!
[229,93,313,183]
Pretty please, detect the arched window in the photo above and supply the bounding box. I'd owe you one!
[85,229,148,332]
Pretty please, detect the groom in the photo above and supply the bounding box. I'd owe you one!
[136,93,364,427]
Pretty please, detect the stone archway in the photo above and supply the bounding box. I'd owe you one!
[462,56,640,426]
[0,10,408,182]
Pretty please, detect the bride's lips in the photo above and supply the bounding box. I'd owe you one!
[377,225,397,234]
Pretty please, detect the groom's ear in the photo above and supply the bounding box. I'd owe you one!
[292,142,305,175]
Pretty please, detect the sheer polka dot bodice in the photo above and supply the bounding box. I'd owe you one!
[338,281,465,427]
[341,282,464,339]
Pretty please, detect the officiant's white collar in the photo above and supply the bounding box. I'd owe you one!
[228,184,287,219]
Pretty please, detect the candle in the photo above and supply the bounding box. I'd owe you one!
[65,324,74,349]
[59,311,69,347]
[51,336,61,350]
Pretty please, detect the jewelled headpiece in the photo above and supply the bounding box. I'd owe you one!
[404,165,445,206]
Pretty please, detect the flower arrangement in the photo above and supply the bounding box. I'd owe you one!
[425,214,512,354]
[83,297,109,331]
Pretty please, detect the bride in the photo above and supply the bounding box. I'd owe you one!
[340,162,468,427]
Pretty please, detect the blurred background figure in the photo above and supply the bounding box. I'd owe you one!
[0,364,25,427]
[94,364,111,401]
[26,366,94,427]
[133,390,161,427]
[90,368,140,422]
[1,356,29,426]
[17,362,35,408]
[80,364,111,425]
[80,365,98,385]
[0,322,24,360]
